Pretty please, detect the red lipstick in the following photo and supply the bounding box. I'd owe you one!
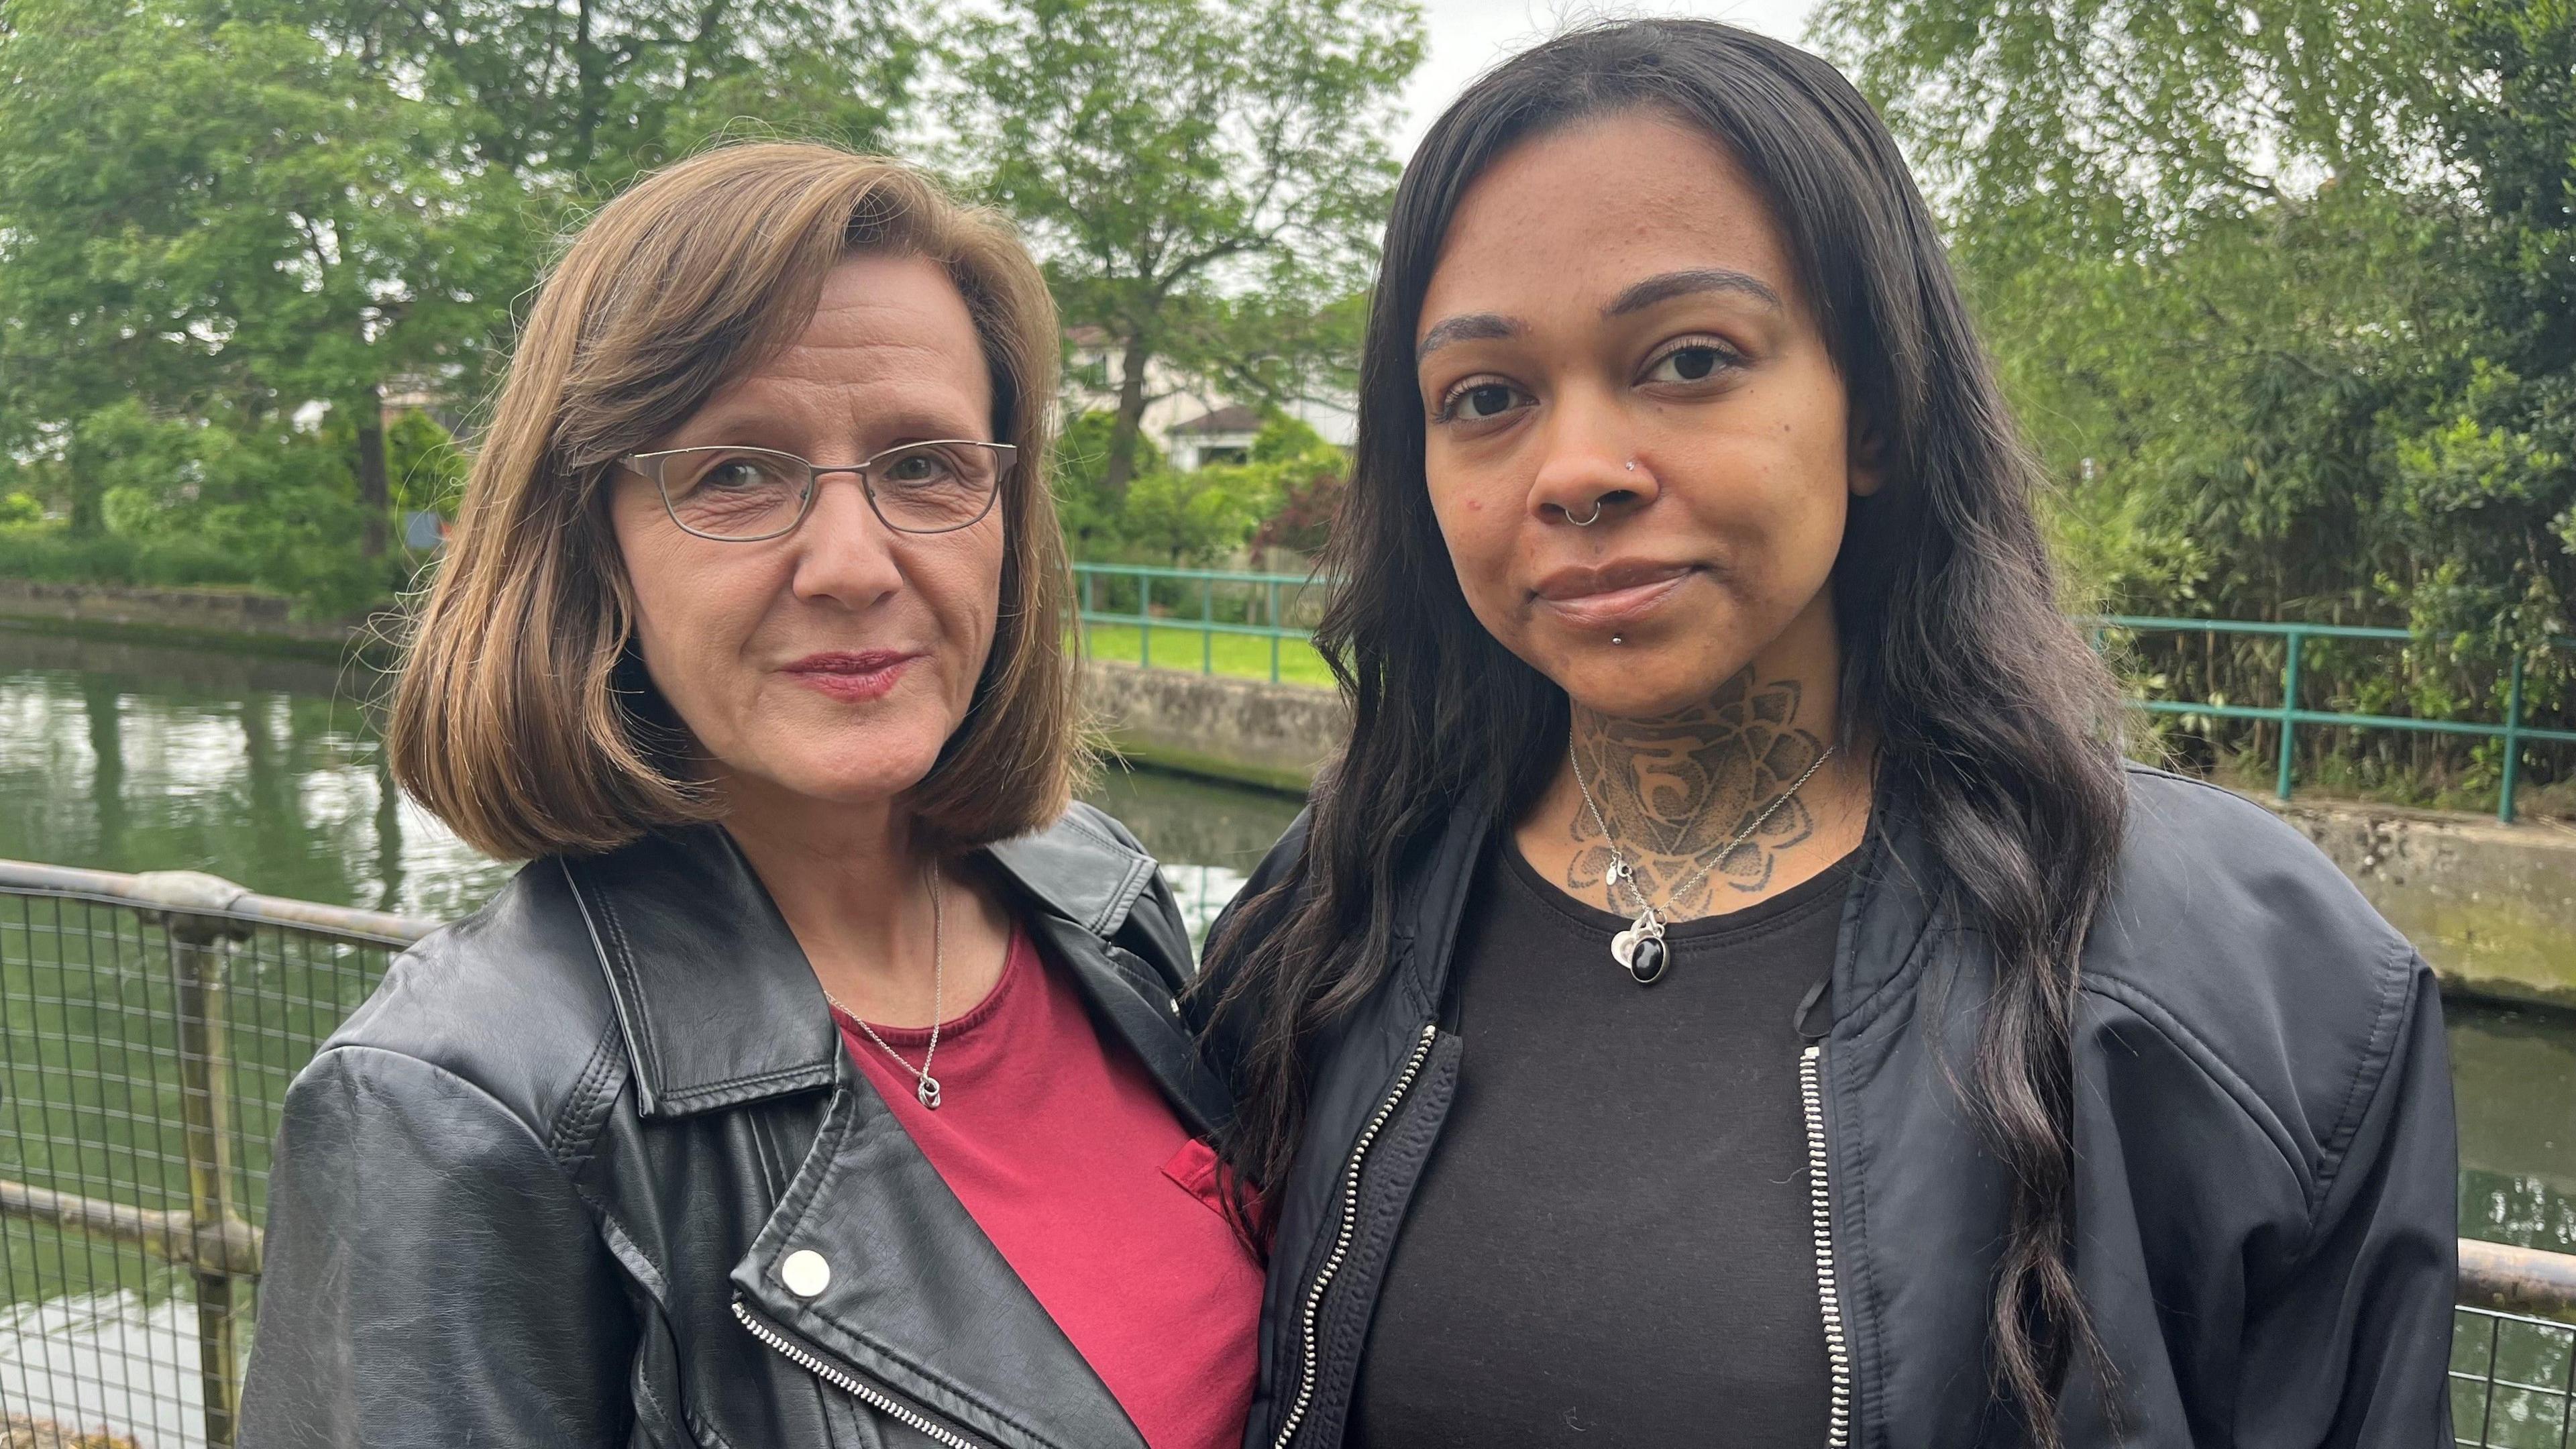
[782,649,923,702]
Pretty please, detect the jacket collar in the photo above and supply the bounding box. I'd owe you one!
[559,813,1163,1119]
[1831,784,1947,1018]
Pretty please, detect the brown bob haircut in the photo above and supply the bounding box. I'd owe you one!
[388,142,1083,861]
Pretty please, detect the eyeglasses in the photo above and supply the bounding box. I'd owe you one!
[618,441,1016,541]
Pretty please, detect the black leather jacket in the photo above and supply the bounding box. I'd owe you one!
[239,805,1225,1449]
[1200,767,2459,1448]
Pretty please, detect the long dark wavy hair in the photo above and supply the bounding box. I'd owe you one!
[1203,18,2130,1444]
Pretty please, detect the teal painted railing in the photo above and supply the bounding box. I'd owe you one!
[1073,562,1322,684]
[2088,616,2576,824]
[1070,565,2576,822]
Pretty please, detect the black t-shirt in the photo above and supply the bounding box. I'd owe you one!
[1350,834,1858,1448]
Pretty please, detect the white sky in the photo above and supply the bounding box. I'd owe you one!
[1397,0,1825,158]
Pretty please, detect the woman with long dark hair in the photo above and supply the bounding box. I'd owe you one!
[1199,20,2457,1448]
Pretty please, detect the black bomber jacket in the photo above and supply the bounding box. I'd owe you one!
[239,804,1226,1449]
[1199,766,2461,1448]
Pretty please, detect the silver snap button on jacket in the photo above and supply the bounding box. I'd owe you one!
[781,1249,831,1297]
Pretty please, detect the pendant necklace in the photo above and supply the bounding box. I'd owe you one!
[824,863,947,1108]
[1568,737,1839,985]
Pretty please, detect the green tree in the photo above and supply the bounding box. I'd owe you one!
[0,0,918,603]
[384,409,471,519]
[945,0,1420,500]
[1814,0,2576,801]
[282,0,917,195]
[1815,0,2575,655]
[0,0,511,558]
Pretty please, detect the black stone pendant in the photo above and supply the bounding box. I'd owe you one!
[1625,934,1668,985]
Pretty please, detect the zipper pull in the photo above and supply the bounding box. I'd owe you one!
[1795,979,1831,1044]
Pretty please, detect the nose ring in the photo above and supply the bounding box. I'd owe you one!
[1566,500,1605,527]
[1625,461,1638,472]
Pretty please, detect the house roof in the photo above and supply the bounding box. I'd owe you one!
[1168,404,1262,436]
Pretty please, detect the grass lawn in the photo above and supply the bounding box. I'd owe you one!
[1079,621,1336,689]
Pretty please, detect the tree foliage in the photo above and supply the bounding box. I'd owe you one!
[943,0,1418,498]
[0,0,912,606]
[0,0,506,545]
[278,0,916,193]
[1819,0,2574,638]
[1053,407,1344,563]
[1817,0,2575,796]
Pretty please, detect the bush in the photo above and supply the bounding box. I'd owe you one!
[1244,411,1346,555]
[1053,407,1349,564]
[0,526,139,583]
[16,405,409,617]
[0,523,258,590]
[1051,410,1166,553]
[1120,463,1279,564]
[1250,462,1344,555]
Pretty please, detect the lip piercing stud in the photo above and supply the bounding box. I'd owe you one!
[1611,635,1626,645]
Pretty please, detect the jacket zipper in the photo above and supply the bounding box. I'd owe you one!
[1273,1020,1440,1449]
[733,1299,988,1449]
[1801,1040,1854,1448]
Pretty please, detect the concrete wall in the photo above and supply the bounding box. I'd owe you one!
[2271,800,2576,1008]
[1080,661,1350,796]
[0,579,362,651]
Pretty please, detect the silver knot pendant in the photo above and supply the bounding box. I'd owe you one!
[916,1075,943,1110]
[1609,910,1669,985]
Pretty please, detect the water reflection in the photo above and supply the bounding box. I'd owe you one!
[0,1293,199,1446]
[2454,999,2576,1252]
[0,628,508,920]
[1088,761,1301,943]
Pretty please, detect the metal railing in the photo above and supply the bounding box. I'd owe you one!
[1073,562,1324,684]
[2460,1242,2576,1444]
[0,857,2568,1444]
[1069,564,2576,823]
[2090,616,2576,824]
[0,862,426,1448]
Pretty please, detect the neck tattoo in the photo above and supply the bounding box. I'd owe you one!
[1562,668,1837,985]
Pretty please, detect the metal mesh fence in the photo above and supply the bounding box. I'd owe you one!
[0,872,2563,1447]
[2458,1306,2576,1448]
[0,883,398,1449]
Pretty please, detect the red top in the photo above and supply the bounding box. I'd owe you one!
[833,924,1261,1449]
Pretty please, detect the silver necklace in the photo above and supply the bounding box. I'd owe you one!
[1568,737,1839,985]
[823,864,946,1108]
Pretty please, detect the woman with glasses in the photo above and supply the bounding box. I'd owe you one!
[240,144,1260,1449]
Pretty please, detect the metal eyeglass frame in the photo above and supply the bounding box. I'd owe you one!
[617,441,1018,541]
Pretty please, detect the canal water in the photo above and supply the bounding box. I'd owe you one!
[0,623,2568,1438]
